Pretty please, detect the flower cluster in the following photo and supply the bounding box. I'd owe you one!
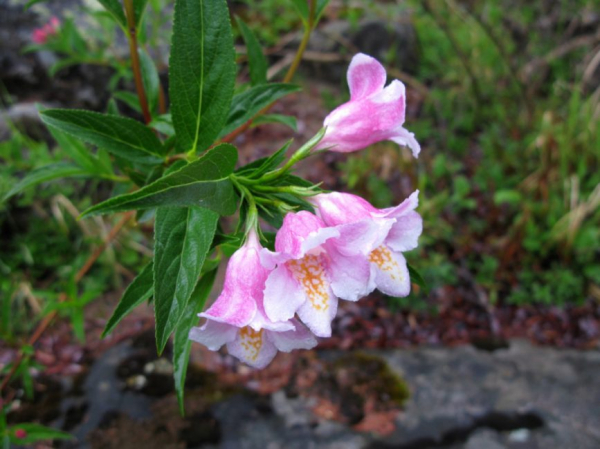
[190,53,422,368]
[32,17,60,44]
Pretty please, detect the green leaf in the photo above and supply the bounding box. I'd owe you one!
[81,144,239,217]
[40,109,164,164]
[316,0,331,22]
[139,48,160,115]
[169,0,236,153]
[113,91,143,113]
[407,263,428,294]
[102,262,154,338]
[494,189,522,206]
[106,98,120,115]
[253,114,297,131]
[236,140,292,178]
[289,0,309,22]
[2,163,87,202]
[173,269,217,414]
[25,0,49,9]
[133,0,150,26]
[219,83,301,137]
[150,114,175,137]
[8,423,72,445]
[97,0,127,28]
[236,17,267,86]
[154,207,218,353]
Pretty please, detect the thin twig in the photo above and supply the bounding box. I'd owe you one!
[0,212,135,395]
[220,0,316,144]
[124,0,152,123]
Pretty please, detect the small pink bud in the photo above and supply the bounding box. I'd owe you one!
[316,53,420,157]
[15,428,27,439]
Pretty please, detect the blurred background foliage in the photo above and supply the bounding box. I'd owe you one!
[1,0,599,348]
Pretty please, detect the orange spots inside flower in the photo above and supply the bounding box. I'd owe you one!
[239,327,263,361]
[369,246,402,281]
[288,255,329,312]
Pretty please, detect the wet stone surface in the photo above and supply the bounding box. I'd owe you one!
[11,337,597,449]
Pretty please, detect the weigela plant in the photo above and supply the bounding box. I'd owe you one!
[12,0,423,411]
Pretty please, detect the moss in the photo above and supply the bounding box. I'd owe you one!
[332,352,410,407]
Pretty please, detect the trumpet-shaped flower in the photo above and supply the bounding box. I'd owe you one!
[189,231,317,369]
[315,53,420,156]
[262,211,375,337]
[311,191,423,298]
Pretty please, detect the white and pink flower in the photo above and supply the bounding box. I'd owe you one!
[316,53,420,156]
[189,231,316,369]
[311,191,423,298]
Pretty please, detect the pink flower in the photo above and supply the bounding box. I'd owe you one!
[311,191,423,298]
[32,16,60,44]
[261,211,375,337]
[189,231,316,369]
[315,53,420,156]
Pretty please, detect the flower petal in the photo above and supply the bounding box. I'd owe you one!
[226,327,278,369]
[311,192,378,226]
[287,253,338,337]
[369,245,411,297]
[297,292,338,338]
[379,190,419,219]
[275,211,339,259]
[347,53,387,101]
[263,264,307,323]
[201,234,268,327]
[325,244,374,302]
[390,126,421,157]
[189,319,237,351]
[386,211,422,253]
[267,319,318,352]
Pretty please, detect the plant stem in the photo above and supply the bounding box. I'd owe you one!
[283,0,315,83]
[124,0,152,124]
[220,0,316,144]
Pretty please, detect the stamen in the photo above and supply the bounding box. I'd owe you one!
[288,254,330,312]
[369,245,402,281]
[239,327,263,361]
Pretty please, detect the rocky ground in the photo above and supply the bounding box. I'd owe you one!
[11,334,599,449]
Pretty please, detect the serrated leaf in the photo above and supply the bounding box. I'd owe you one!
[102,262,154,338]
[170,0,236,153]
[219,83,301,137]
[236,17,267,86]
[40,109,164,164]
[253,114,297,131]
[81,144,239,217]
[173,269,217,414]
[139,48,160,115]
[2,163,88,202]
[97,0,127,28]
[154,207,218,353]
[8,424,72,445]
